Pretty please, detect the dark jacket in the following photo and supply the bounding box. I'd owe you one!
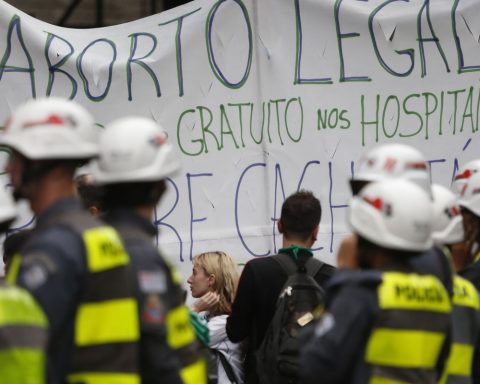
[226,248,335,383]
[411,245,454,296]
[459,261,480,291]
[103,209,184,384]
[13,198,103,383]
[300,269,452,384]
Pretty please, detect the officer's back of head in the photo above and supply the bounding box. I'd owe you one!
[90,116,181,211]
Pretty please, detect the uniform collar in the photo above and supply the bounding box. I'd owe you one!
[103,208,157,237]
[36,197,82,227]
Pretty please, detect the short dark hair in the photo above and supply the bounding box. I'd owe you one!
[280,190,321,240]
[75,174,105,212]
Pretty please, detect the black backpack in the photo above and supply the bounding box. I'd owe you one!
[256,253,325,384]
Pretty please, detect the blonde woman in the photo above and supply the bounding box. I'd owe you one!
[188,251,244,384]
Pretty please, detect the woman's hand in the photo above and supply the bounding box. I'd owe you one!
[191,291,220,313]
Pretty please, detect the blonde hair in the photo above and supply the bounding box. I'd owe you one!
[193,251,239,316]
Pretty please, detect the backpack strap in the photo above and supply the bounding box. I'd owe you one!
[306,257,325,277]
[211,349,239,384]
[273,252,325,277]
[272,253,297,276]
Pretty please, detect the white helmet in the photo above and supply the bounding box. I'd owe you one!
[431,184,464,245]
[0,97,99,160]
[0,186,16,224]
[352,143,431,194]
[458,173,480,217]
[91,116,181,184]
[451,159,480,196]
[349,179,433,252]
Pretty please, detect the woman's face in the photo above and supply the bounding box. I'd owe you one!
[187,263,212,298]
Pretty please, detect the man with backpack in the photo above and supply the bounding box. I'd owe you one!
[226,190,335,384]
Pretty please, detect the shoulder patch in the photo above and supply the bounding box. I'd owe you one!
[21,252,57,290]
[138,270,167,294]
[142,294,166,325]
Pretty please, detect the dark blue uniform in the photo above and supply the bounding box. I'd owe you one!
[300,268,451,384]
[13,198,91,384]
[459,261,480,292]
[411,246,454,296]
[102,209,185,384]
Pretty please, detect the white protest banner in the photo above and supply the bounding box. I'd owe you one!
[0,0,479,280]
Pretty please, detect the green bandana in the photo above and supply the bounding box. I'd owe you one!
[278,245,313,260]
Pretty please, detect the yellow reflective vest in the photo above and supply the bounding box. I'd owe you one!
[167,264,208,384]
[440,275,480,384]
[113,222,208,384]
[365,272,451,383]
[0,281,48,384]
[8,211,141,384]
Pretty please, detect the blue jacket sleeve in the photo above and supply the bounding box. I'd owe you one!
[15,228,85,335]
[299,285,376,384]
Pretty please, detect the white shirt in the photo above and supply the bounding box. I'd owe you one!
[206,314,244,384]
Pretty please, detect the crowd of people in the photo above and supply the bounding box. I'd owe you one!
[0,95,480,384]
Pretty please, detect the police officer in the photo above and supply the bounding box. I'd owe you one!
[2,98,140,384]
[90,116,207,384]
[339,143,454,295]
[431,184,480,384]
[0,185,48,384]
[300,179,451,383]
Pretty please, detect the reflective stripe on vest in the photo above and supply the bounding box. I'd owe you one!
[167,303,208,384]
[0,349,46,384]
[366,272,451,383]
[180,357,208,384]
[440,276,479,384]
[167,305,197,349]
[369,377,413,384]
[166,263,207,384]
[6,253,21,284]
[74,226,137,347]
[70,224,139,383]
[82,227,129,273]
[67,372,140,384]
[35,210,140,383]
[0,284,47,384]
[75,298,138,346]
